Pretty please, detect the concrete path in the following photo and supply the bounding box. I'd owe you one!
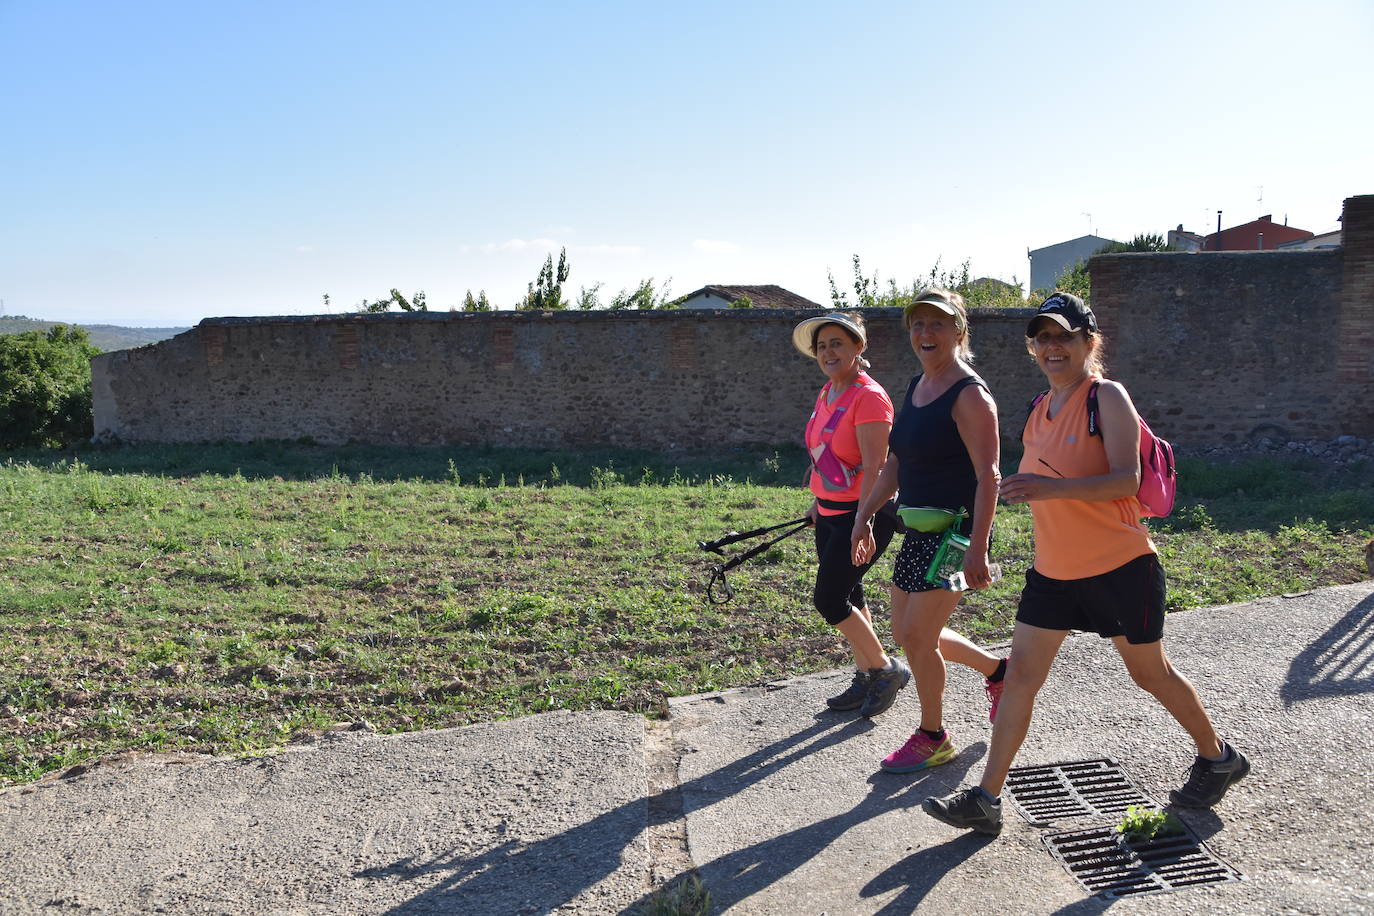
[1,582,1371,915]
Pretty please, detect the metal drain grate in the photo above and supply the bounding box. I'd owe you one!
[1043,824,1243,899]
[1005,758,1156,826]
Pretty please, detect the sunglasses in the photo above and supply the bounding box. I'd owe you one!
[1032,330,1081,345]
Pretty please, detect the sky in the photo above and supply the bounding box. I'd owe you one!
[2,1,1371,327]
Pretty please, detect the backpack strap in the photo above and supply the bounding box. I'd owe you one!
[809,374,871,440]
[1086,380,1102,438]
[1020,390,1049,442]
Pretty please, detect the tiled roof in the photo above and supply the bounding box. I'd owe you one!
[686,285,825,310]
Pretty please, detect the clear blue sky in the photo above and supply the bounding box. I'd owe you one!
[3,0,1370,327]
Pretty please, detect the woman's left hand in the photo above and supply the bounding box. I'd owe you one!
[851,519,876,566]
[999,472,1057,505]
[963,545,993,590]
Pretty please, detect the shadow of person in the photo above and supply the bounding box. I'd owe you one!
[1040,895,1115,916]
[624,742,988,914]
[861,831,1000,915]
[1280,593,1374,706]
[359,710,888,914]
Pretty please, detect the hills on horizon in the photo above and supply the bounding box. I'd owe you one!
[0,316,191,352]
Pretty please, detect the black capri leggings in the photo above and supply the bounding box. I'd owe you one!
[812,505,898,625]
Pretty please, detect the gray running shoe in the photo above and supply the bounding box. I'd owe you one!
[922,787,1004,835]
[1169,742,1251,807]
[859,658,911,718]
[826,670,872,711]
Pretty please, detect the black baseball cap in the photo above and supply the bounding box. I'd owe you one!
[1027,292,1097,337]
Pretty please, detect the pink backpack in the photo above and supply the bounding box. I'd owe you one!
[1085,382,1176,518]
[1024,382,1177,518]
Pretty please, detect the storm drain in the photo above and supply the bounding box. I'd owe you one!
[1043,824,1243,899]
[1005,757,1156,827]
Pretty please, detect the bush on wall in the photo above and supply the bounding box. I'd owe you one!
[0,325,101,449]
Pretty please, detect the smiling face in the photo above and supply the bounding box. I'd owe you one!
[906,303,963,366]
[813,323,865,381]
[1029,317,1091,382]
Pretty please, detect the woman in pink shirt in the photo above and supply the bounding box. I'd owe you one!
[793,312,911,718]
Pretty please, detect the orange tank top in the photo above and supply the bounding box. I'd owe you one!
[1019,377,1155,580]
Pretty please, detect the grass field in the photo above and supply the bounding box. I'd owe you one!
[2,440,1371,786]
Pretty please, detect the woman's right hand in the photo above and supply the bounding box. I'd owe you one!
[806,500,819,527]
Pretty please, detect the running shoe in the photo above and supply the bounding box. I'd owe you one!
[922,787,1003,835]
[859,658,911,718]
[984,676,1004,723]
[826,670,871,711]
[1169,742,1251,807]
[879,730,956,773]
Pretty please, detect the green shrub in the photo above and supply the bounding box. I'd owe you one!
[0,325,101,448]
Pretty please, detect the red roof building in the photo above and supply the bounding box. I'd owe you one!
[1204,215,1313,251]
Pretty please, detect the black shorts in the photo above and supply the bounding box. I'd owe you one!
[1015,553,1166,645]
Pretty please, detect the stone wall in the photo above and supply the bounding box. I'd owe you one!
[92,307,1044,450]
[93,195,1374,450]
[1090,248,1344,442]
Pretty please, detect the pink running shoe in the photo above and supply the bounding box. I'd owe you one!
[880,731,956,773]
[985,677,1004,723]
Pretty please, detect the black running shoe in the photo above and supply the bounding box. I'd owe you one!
[1169,742,1251,807]
[859,658,911,718]
[826,670,871,711]
[923,787,1003,835]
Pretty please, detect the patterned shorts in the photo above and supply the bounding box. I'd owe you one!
[892,530,944,593]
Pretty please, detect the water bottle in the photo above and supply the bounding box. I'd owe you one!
[943,563,1003,592]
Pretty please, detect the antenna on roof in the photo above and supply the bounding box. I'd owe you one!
[1257,185,1263,207]
[1082,212,1093,236]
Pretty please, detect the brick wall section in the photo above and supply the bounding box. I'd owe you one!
[92,196,1374,449]
[1090,247,1344,442]
[1337,195,1374,435]
[92,309,1045,450]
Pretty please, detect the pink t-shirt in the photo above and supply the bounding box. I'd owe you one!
[805,373,894,513]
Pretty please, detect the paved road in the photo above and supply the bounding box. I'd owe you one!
[1,582,1371,915]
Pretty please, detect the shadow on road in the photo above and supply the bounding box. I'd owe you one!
[628,741,988,914]
[1281,593,1374,706]
[358,711,902,914]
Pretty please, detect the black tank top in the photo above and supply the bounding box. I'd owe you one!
[889,374,987,536]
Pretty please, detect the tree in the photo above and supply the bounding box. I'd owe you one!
[829,254,1025,309]
[462,290,493,312]
[576,283,603,310]
[1098,233,1175,254]
[520,248,570,310]
[728,295,754,309]
[608,278,674,310]
[359,289,428,312]
[0,325,101,448]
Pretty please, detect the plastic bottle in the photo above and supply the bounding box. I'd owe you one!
[943,562,1003,592]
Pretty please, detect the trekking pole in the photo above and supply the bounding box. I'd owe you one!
[697,517,810,555]
[703,517,811,604]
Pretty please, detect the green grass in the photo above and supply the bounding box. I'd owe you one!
[1,443,1370,786]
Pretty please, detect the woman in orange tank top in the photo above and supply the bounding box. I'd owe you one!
[922,293,1249,836]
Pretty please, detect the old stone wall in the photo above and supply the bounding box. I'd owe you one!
[93,195,1374,450]
[92,308,1044,450]
[1090,248,1344,442]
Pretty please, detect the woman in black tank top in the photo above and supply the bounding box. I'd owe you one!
[851,288,1006,774]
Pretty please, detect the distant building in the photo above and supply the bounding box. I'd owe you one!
[1203,214,1313,251]
[1276,229,1342,250]
[1027,235,1115,294]
[1167,225,1206,253]
[678,284,825,310]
